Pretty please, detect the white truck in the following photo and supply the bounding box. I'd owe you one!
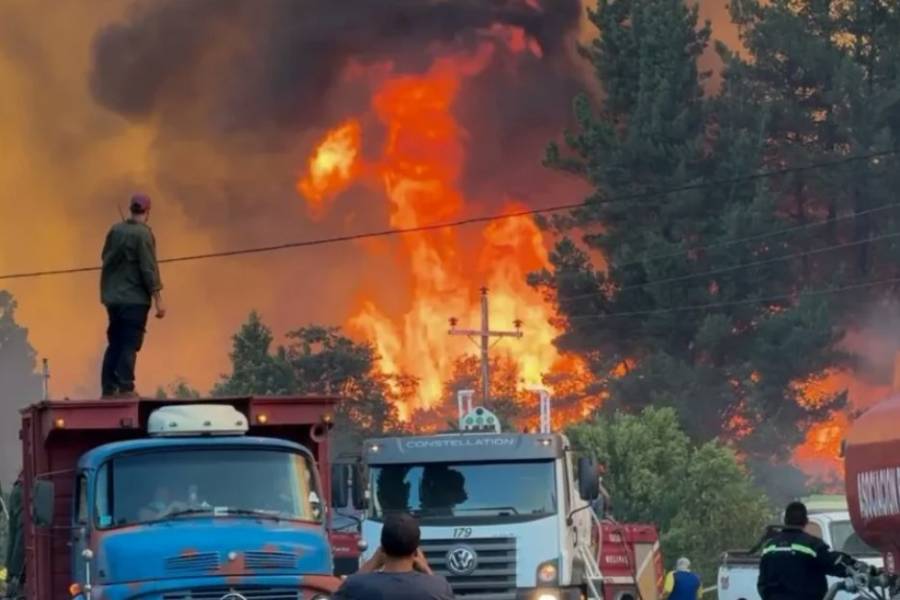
[718,499,883,600]
[356,404,663,600]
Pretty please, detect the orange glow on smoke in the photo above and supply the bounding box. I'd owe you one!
[487,24,543,58]
[793,368,893,479]
[298,119,362,217]
[299,48,592,418]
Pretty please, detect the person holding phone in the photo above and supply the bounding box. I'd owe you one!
[335,512,454,599]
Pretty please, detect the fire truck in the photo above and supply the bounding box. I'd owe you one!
[15,396,342,600]
[352,396,664,600]
[836,393,900,599]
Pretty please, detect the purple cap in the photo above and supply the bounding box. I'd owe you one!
[130,194,152,214]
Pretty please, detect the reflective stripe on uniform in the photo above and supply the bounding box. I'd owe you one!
[664,571,675,594]
[761,544,818,557]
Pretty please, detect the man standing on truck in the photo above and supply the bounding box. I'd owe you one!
[100,193,165,398]
[335,513,454,600]
[757,501,849,600]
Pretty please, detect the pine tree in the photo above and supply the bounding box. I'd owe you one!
[722,0,900,288]
[0,292,42,486]
[213,311,295,397]
[539,0,847,464]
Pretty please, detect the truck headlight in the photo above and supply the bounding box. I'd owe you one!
[536,559,559,585]
[536,593,560,600]
[311,595,330,600]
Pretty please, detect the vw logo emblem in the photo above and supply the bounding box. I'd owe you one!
[446,545,478,576]
[220,593,248,600]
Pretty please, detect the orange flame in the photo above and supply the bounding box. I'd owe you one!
[299,48,590,418]
[793,367,894,479]
[297,119,362,217]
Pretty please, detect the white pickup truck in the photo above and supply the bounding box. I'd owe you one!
[718,509,883,600]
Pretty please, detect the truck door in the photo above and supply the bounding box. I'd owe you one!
[565,452,590,580]
[71,473,90,585]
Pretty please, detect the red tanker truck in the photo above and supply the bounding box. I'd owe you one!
[839,394,900,599]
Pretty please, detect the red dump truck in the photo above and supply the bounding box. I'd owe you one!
[842,393,900,598]
[18,396,342,600]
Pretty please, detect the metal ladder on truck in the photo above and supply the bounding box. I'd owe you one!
[577,507,605,599]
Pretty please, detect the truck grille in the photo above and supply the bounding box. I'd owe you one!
[161,587,300,600]
[165,552,220,575]
[244,551,297,570]
[421,537,517,600]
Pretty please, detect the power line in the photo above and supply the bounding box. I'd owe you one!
[564,276,900,322]
[606,201,900,272]
[0,149,895,282]
[557,229,900,304]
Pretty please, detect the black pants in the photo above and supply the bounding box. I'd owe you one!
[101,304,150,395]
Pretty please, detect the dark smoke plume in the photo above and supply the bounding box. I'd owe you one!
[90,0,582,134]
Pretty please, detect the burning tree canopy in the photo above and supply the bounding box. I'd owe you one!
[539,0,900,484]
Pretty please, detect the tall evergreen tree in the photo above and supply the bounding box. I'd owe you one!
[212,311,295,397]
[721,0,900,295]
[538,0,846,465]
[0,292,42,486]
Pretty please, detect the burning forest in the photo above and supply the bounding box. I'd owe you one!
[3,0,900,493]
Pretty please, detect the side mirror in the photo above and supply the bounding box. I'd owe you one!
[33,480,55,527]
[351,465,368,510]
[577,457,600,502]
[331,464,350,509]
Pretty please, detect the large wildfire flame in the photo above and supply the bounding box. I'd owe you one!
[298,39,592,418]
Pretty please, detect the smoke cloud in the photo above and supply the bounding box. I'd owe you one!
[89,0,580,131]
[0,0,586,407]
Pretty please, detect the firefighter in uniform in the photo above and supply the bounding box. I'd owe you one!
[757,501,850,600]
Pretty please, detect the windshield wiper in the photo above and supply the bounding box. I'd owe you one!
[453,506,521,515]
[166,508,215,519]
[218,508,284,521]
[164,507,287,521]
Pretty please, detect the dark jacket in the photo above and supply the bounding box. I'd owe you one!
[100,219,162,306]
[757,527,848,600]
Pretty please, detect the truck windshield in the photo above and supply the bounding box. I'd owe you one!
[95,448,322,528]
[829,521,881,557]
[369,460,556,522]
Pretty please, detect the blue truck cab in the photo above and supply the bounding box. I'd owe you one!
[22,398,341,600]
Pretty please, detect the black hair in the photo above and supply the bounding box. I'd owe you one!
[785,501,809,527]
[381,512,420,558]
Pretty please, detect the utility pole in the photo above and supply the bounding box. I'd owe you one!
[449,287,523,404]
[42,358,50,401]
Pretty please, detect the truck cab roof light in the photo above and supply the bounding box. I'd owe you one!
[368,443,380,453]
[459,406,501,433]
[147,405,248,437]
[538,438,553,447]
[54,418,65,429]
[256,413,269,424]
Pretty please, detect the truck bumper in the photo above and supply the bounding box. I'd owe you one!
[84,574,339,600]
[515,586,582,600]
